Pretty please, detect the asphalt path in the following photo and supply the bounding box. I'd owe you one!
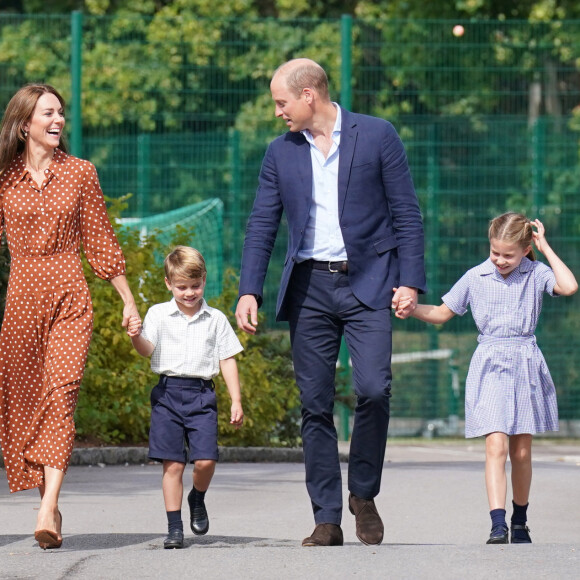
[1,441,579,579]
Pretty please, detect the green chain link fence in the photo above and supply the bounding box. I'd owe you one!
[1,14,579,434]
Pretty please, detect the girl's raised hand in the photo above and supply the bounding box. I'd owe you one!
[531,218,548,254]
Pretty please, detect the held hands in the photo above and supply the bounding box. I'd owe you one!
[122,301,141,331]
[126,314,142,337]
[230,403,244,429]
[391,286,418,319]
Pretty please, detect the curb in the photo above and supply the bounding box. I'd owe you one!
[1,447,350,468]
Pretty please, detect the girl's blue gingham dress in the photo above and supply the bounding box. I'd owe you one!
[443,257,559,438]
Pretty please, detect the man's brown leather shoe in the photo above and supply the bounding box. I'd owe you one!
[348,493,384,545]
[302,523,344,547]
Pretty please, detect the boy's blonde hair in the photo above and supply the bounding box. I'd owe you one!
[164,246,207,281]
[488,212,536,261]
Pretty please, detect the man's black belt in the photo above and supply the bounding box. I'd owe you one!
[306,260,349,273]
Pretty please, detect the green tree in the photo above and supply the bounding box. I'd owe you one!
[1,5,579,424]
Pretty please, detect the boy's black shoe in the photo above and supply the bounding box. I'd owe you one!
[486,524,509,544]
[511,524,532,544]
[163,529,184,549]
[188,488,209,535]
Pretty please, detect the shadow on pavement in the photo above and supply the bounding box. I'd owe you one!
[177,535,296,549]
[0,533,162,550]
[0,534,29,547]
[0,533,299,551]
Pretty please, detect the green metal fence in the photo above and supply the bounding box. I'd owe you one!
[1,14,579,431]
[122,197,224,298]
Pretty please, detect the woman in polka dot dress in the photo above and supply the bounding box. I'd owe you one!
[0,85,140,549]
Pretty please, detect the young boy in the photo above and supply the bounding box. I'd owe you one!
[128,246,244,549]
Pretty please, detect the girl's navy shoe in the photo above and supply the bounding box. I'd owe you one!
[511,524,532,543]
[486,524,509,544]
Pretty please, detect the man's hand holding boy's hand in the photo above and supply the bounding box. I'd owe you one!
[230,403,244,429]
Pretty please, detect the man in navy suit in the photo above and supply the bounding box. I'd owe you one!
[235,59,426,546]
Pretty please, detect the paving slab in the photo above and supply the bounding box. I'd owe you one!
[1,441,579,579]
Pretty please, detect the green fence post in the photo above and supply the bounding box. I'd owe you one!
[337,340,351,441]
[230,129,242,268]
[426,122,440,420]
[137,134,151,217]
[531,117,545,214]
[340,14,352,110]
[337,14,353,441]
[448,354,460,435]
[70,10,83,158]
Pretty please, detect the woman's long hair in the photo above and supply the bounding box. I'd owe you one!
[0,84,68,174]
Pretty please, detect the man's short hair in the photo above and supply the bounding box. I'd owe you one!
[276,59,330,101]
[164,246,207,281]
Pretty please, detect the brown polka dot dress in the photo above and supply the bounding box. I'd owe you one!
[0,148,126,493]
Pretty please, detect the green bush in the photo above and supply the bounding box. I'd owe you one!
[76,195,301,447]
[76,195,170,444]
[210,270,301,447]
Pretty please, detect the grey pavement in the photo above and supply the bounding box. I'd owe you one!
[1,440,579,579]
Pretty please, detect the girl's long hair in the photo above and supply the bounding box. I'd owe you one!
[488,212,536,261]
[0,84,68,175]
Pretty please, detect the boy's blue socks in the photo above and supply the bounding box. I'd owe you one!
[167,509,183,533]
[490,508,507,529]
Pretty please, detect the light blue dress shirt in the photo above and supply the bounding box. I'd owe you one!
[296,104,348,262]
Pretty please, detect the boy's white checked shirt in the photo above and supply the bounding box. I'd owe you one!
[140,298,243,380]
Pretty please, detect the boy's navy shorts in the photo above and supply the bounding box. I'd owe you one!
[148,374,219,464]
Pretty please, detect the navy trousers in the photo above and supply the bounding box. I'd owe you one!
[286,262,392,525]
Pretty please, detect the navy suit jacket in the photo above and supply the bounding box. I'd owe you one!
[239,107,427,322]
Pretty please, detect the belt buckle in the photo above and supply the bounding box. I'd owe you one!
[328,261,339,273]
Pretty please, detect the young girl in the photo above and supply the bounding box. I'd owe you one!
[399,213,577,544]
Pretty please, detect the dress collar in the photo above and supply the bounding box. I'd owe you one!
[480,256,533,279]
[8,148,68,185]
